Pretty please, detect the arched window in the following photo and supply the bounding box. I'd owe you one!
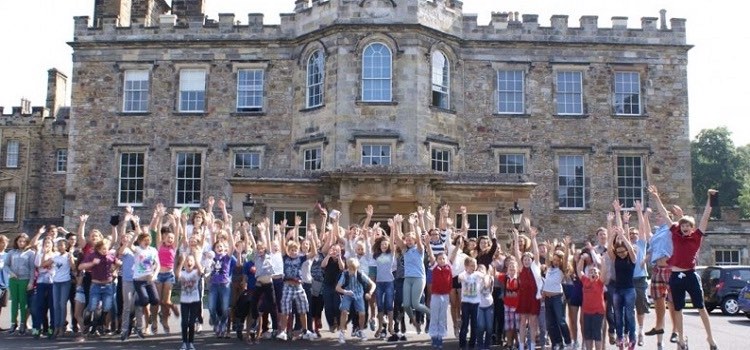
[431,51,449,109]
[362,43,392,102]
[306,50,324,108]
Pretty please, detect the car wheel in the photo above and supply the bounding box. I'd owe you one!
[721,296,740,315]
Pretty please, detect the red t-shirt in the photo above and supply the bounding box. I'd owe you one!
[431,264,453,295]
[581,275,605,315]
[498,273,519,308]
[667,224,703,270]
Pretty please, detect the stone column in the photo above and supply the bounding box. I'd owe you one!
[339,199,352,228]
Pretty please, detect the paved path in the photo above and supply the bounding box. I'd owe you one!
[0,307,747,349]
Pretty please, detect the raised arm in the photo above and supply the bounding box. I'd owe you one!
[438,204,449,231]
[529,225,540,263]
[363,204,373,230]
[699,189,717,233]
[511,228,521,261]
[576,256,585,279]
[77,214,88,250]
[30,226,46,250]
[391,216,406,251]
[648,185,673,226]
[634,200,650,242]
[612,199,624,231]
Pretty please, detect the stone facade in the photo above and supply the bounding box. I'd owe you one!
[66,0,692,241]
[698,207,750,266]
[0,69,69,236]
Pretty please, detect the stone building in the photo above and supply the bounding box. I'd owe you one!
[698,207,750,266]
[0,69,69,235]
[66,0,693,240]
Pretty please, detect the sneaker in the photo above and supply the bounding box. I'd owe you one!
[357,330,368,341]
[8,324,17,335]
[180,342,188,350]
[453,326,459,338]
[187,343,196,350]
[628,341,636,350]
[657,343,664,350]
[136,328,145,339]
[670,333,678,343]
[196,324,202,334]
[399,333,407,341]
[19,324,27,335]
[638,333,644,346]
[276,331,288,341]
[315,330,322,339]
[338,330,346,344]
[32,328,41,339]
[387,333,400,342]
[302,330,316,340]
[120,331,128,341]
[369,318,376,331]
[262,330,275,339]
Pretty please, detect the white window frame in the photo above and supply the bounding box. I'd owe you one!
[431,51,450,109]
[234,151,262,170]
[614,71,642,116]
[497,70,525,114]
[306,51,325,108]
[456,213,490,238]
[122,69,150,113]
[118,152,145,206]
[272,210,309,237]
[616,155,644,209]
[558,154,586,210]
[430,147,451,172]
[6,140,19,168]
[555,71,583,115]
[55,149,68,173]
[3,192,16,222]
[361,143,392,166]
[236,69,264,112]
[361,42,392,102]
[303,146,322,171]
[175,151,203,207]
[714,249,741,266]
[178,69,206,112]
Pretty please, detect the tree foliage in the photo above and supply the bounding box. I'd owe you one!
[690,127,748,217]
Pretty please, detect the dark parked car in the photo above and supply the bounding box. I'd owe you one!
[738,282,750,319]
[702,265,750,315]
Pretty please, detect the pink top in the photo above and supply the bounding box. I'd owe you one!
[158,245,177,270]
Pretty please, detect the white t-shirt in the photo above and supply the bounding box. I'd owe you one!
[459,271,482,304]
[301,258,313,284]
[270,252,284,277]
[179,269,202,303]
[450,246,467,277]
[52,253,72,283]
[478,275,494,308]
[132,246,159,280]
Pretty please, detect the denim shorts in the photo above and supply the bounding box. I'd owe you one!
[157,271,176,284]
[75,286,86,304]
[340,294,365,313]
[583,313,604,341]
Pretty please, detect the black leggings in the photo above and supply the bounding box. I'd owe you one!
[181,302,201,343]
[134,280,160,307]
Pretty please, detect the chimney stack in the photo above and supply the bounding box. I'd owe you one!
[131,0,170,26]
[46,68,68,119]
[93,0,132,27]
[172,0,205,25]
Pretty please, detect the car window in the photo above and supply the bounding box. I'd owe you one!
[708,269,721,281]
[736,269,750,281]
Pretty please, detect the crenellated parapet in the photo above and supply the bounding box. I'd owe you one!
[73,0,686,46]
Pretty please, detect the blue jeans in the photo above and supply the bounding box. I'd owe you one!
[322,284,341,329]
[402,277,430,319]
[459,302,478,348]
[613,287,636,343]
[87,282,115,313]
[33,283,54,330]
[545,294,571,347]
[376,281,395,312]
[134,280,160,307]
[476,305,494,349]
[208,282,231,329]
[52,281,71,328]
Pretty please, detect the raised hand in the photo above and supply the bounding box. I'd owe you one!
[365,204,374,217]
[294,215,302,227]
[387,218,395,228]
[417,206,425,216]
[394,214,403,224]
[407,214,417,226]
[612,199,622,212]
[648,185,659,197]
[671,205,684,218]
[634,200,643,212]
[607,212,615,223]
[460,206,467,215]
[445,217,454,226]
[218,198,226,210]
[79,214,89,223]
[622,210,631,223]
[490,225,498,235]
[207,196,215,208]
[529,226,538,238]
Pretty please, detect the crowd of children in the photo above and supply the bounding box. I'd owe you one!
[0,186,720,350]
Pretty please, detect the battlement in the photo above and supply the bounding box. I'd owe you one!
[72,0,686,46]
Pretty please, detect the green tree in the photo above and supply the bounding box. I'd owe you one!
[691,127,745,217]
[737,145,750,217]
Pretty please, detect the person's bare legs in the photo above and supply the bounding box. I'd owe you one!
[697,308,717,347]
[519,314,529,350]
[568,305,580,345]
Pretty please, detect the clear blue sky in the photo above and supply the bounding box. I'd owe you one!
[1,0,747,146]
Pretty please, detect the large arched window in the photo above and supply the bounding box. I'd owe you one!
[306,50,324,108]
[362,43,392,102]
[431,51,449,109]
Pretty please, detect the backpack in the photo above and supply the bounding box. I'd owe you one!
[339,271,372,294]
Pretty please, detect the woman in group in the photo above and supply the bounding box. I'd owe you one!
[6,233,35,334]
[373,234,396,340]
[607,225,637,350]
[512,220,543,350]
[132,231,161,336]
[51,237,75,339]
[153,209,183,333]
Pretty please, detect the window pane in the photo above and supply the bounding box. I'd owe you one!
[431,148,451,172]
[616,156,643,208]
[361,144,391,166]
[558,155,585,209]
[614,72,641,115]
[119,152,145,205]
[6,141,19,168]
[123,70,149,112]
[431,51,450,109]
[175,152,202,206]
[303,147,322,170]
[56,149,68,172]
[307,51,325,108]
[497,70,525,113]
[362,43,392,102]
[234,152,261,169]
[179,69,206,112]
[273,210,309,237]
[237,69,264,112]
[556,71,583,115]
[3,192,16,221]
[499,154,525,174]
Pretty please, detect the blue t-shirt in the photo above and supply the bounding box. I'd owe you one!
[337,271,373,298]
[649,224,673,265]
[403,246,425,278]
[243,260,257,290]
[283,254,308,282]
[633,239,648,278]
[120,248,135,282]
